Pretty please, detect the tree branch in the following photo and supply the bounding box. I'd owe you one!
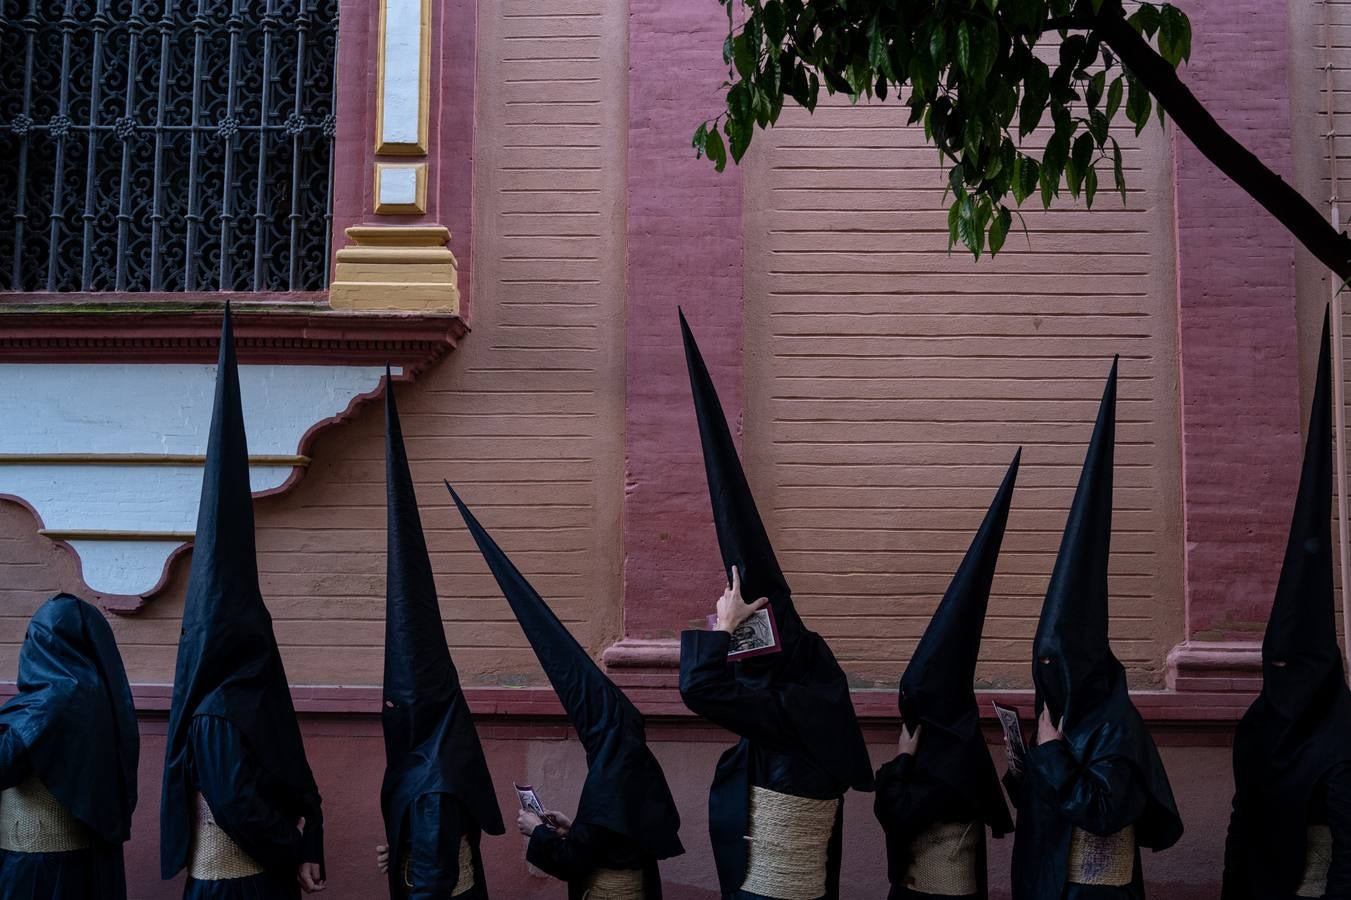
[1090,10,1351,281]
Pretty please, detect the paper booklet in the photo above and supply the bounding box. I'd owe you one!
[992,701,1027,769]
[707,605,781,659]
[514,782,545,816]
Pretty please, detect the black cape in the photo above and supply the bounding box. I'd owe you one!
[1226,309,1351,899]
[161,306,323,880]
[877,453,1019,898]
[381,372,503,899]
[450,485,684,896]
[0,594,138,900]
[1011,359,1182,900]
[675,310,873,899]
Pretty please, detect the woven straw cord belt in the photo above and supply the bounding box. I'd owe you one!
[401,836,477,897]
[0,775,94,853]
[1296,825,1333,898]
[1067,825,1135,887]
[581,866,645,900]
[189,792,266,880]
[905,821,979,896]
[739,786,840,900]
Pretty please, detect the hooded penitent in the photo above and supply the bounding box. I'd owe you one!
[896,451,1019,839]
[448,485,684,862]
[1029,358,1181,849]
[381,374,504,894]
[679,309,874,793]
[160,306,321,878]
[1230,309,1351,894]
[0,593,138,845]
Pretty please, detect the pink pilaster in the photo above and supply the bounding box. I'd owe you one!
[1172,0,1302,663]
[607,1,744,666]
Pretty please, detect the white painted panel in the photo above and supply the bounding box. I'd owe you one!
[378,165,420,205]
[0,363,399,596]
[381,0,424,146]
[0,364,387,454]
[66,540,189,596]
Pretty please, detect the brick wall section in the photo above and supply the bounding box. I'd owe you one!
[741,97,1185,689]
[1174,0,1303,639]
[621,0,745,642]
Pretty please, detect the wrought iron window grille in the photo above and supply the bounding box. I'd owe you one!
[0,0,339,293]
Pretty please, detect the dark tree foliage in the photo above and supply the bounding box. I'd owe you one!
[695,0,1351,278]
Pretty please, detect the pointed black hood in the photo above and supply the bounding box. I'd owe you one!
[1027,358,1181,855]
[1231,309,1351,894]
[897,453,1019,839]
[448,485,684,861]
[1261,310,1346,729]
[0,594,138,844]
[901,449,1020,732]
[381,374,503,878]
[161,306,320,878]
[680,309,873,793]
[1033,359,1122,730]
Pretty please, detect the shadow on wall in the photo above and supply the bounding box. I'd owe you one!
[119,722,1230,899]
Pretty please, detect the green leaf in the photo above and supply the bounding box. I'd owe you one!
[1087,71,1105,110]
[1158,5,1192,66]
[1112,137,1126,203]
[733,32,757,80]
[1125,74,1152,136]
[957,200,982,257]
[930,25,947,65]
[726,115,752,163]
[956,21,972,74]
[1128,4,1161,38]
[707,128,727,172]
[1012,154,1040,204]
[763,0,786,44]
[948,200,962,250]
[693,122,709,157]
[1106,76,1123,120]
[1018,59,1050,136]
[1084,165,1098,209]
[989,205,1012,254]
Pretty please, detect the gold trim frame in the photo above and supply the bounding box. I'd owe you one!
[374,163,428,214]
[375,0,432,156]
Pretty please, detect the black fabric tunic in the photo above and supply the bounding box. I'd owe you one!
[681,630,852,900]
[1224,762,1351,900]
[527,822,660,900]
[1005,732,1151,900]
[388,794,487,900]
[875,753,987,900]
[183,716,323,900]
[0,729,127,900]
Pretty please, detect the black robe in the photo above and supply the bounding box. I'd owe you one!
[0,594,138,900]
[161,307,325,895]
[381,374,503,899]
[527,822,661,900]
[876,454,1019,900]
[1010,360,1181,900]
[389,795,488,900]
[681,630,856,900]
[1223,311,1351,900]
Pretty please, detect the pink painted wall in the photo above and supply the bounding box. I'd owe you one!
[115,717,1230,900]
[1172,0,1304,641]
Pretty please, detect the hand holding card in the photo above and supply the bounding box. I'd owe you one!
[992,701,1027,776]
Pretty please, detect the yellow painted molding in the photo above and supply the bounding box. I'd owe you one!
[375,0,432,156]
[40,529,196,541]
[330,226,460,312]
[0,454,309,466]
[374,162,428,215]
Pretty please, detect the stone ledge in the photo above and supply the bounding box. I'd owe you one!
[1166,640,1264,694]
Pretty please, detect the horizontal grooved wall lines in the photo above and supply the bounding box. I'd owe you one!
[743,98,1185,689]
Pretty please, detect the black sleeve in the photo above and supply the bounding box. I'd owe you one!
[0,728,33,790]
[1325,762,1351,900]
[873,754,930,834]
[408,793,468,900]
[299,791,324,871]
[191,716,304,873]
[1220,790,1254,900]
[678,630,795,749]
[1024,739,1147,837]
[526,823,597,884]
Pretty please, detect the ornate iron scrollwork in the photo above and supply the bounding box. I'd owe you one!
[0,0,339,293]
